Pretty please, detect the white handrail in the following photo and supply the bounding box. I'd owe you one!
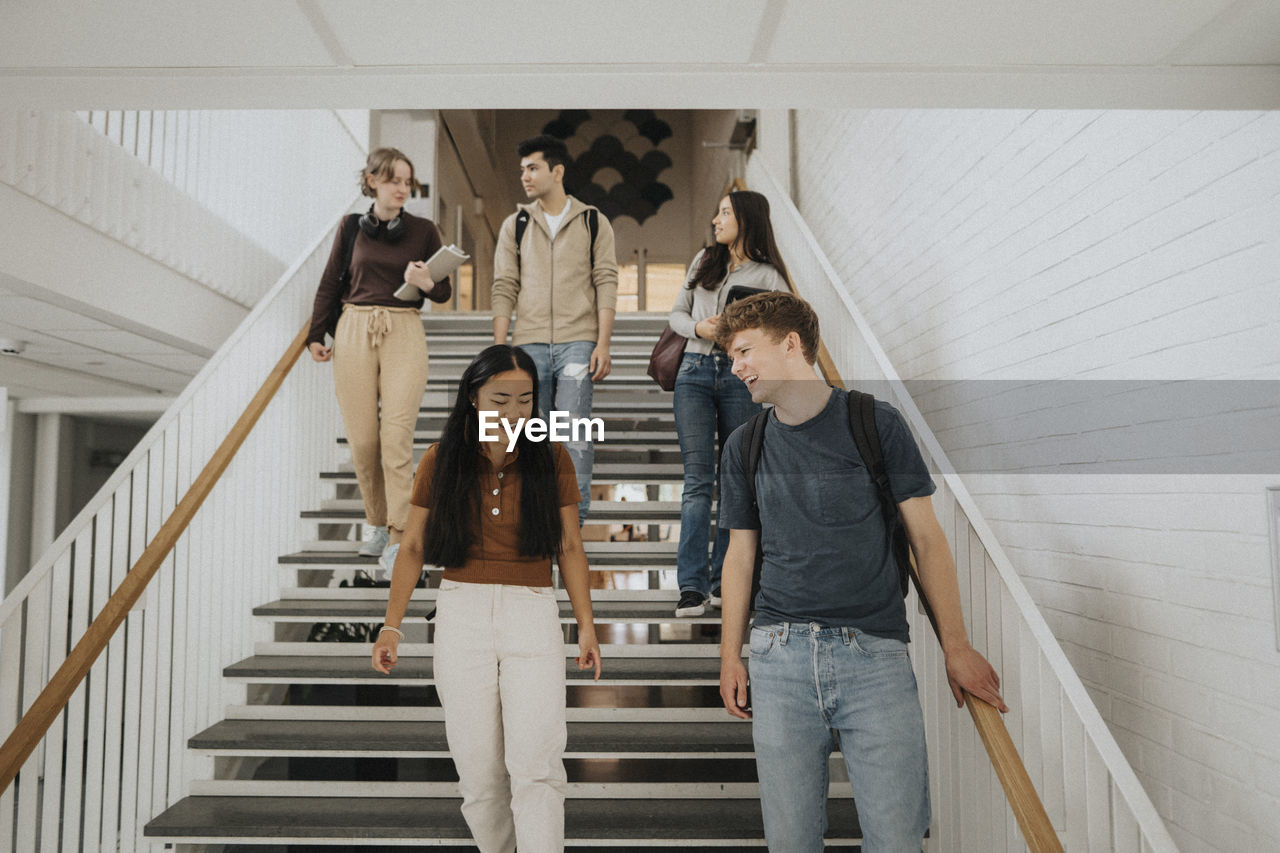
[748,158,1179,853]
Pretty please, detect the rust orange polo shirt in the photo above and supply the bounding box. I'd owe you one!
[409,441,580,587]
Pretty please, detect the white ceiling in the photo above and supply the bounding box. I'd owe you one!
[1,0,1277,403]
[0,285,202,400]
[1,0,1277,109]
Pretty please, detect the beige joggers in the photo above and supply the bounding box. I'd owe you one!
[332,304,429,538]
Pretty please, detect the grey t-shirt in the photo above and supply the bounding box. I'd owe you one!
[718,388,936,641]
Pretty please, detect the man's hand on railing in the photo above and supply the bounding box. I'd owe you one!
[945,644,1007,713]
[308,341,333,362]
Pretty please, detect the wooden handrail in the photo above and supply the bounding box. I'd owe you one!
[0,324,310,793]
[807,308,1064,853]
[747,168,1064,850]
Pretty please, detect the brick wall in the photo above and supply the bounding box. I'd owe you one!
[790,109,1280,852]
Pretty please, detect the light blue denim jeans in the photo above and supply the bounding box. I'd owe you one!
[749,622,930,853]
[519,341,596,525]
[673,351,761,596]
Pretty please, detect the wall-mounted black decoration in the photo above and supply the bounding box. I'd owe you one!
[541,110,675,225]
[623,109,673,146]
[542,110,592,140]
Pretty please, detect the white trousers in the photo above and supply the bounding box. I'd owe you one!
[433,579,568,852]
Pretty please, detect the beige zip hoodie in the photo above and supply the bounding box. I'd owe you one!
[491,196,619,346]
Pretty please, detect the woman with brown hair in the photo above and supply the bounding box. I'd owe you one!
[307,147,453,572]
[667,190,791,617]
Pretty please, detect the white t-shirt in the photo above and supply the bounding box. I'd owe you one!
[543,202,571,239]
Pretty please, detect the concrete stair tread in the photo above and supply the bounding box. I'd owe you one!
[190,719,753,753]
[304,501,689,522]
[224,655,722,681]
[338,432,680,445]
[145,796,861,841]
[278,551,677,568]
[253,599,713,623]
[321,462,685,481]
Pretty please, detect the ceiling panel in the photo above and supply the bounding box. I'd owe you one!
[139,353,208,373]
[47,328,194,358]
[0,357,161,398]
[317,0,766,66]
[1168,1,1280,64]
[766,0,1240,66]
[0,0,333,69]
[0,297,116,333]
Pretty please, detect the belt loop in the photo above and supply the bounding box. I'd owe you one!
[841,627,853,646]
[778,623,790,645]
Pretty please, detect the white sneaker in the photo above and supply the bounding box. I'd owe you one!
[359,525,389,557]
[376,542,400,580]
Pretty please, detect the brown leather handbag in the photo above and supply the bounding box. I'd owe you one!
[647,325,687,391]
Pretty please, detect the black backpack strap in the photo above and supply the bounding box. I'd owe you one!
[586,207,599,269]
[324,213,362,340]
[513,209,530,275]
[846,390,912,599]
[340,212,360,272]
[740,409,769,608]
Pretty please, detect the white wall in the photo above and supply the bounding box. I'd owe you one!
[790,109,1280,852]
[78,109,368,269]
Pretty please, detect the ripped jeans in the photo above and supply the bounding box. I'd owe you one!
[519,341,596,525]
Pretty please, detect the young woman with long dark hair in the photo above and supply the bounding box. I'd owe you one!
[667,190,791,617]
[371,344,602,852]
[307,147,453,572]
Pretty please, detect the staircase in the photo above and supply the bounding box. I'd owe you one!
[144,312,863,849]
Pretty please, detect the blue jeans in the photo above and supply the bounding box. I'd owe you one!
[519,341,596,525]
[750,622,930,853]
[673,351,761,596]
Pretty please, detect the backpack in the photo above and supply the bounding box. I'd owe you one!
[738,389,917,611]
[322,213,363,340]
[513,206,599,274]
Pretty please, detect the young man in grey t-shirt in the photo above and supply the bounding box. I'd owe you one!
[714,292,1006,852]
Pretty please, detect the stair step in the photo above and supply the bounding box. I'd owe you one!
[254,643,722,658]
[413,415,677,431]
[145,796,862,844]
[304,500,688,524]
[190,720,754,757]
[223,655,722,685]
[338,432,680,446]
[188,780,851,800]
[224,705,735,723]
[421,399,675,413]
[270,588,682,602]
[252,599,709,624]
[321,462,687,483]
[287,540,678,559]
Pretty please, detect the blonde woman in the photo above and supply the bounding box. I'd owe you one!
[307,147,452,571]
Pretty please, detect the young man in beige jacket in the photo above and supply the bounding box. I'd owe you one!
[492,134,619,525]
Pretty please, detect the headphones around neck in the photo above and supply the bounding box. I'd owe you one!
[358,205,406,243]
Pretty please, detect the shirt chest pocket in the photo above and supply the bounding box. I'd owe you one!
[817,465,874,526]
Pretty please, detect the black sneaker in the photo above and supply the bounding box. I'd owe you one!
[675,590,707,617]
[707,587,723,608]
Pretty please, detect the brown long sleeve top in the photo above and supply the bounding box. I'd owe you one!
[307,211,454,345]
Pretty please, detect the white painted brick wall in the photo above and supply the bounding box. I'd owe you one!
[791,109,1280,852]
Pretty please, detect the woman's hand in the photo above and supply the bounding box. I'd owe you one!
[404,261,434,289]
[371,629,400,674]
[308,341,332,362]
[576,624,603,681]
[694,314,720,341]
